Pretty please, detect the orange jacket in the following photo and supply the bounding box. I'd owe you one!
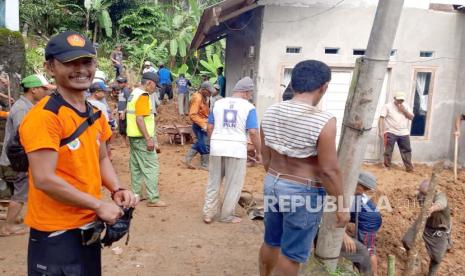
[189,92,209,129]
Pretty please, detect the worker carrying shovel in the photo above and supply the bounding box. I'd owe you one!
[402,180,452,276]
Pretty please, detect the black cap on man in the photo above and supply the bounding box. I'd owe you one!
[45,31,96,62]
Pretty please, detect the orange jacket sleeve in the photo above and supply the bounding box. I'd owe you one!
[189,93,208,129]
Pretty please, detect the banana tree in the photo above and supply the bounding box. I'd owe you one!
[199,46,224,83]
[84,0,113,42]
[159,0,199,67]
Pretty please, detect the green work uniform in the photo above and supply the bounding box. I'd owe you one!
[126,88,159,203]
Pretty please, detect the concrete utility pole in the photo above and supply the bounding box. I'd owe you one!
[313,0,404,271]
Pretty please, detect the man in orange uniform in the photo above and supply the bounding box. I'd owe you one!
[19,31,137,276]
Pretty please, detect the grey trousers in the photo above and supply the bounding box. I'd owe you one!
[178,93,189,115]
[340,237,373,275]
[203,156,247,221]
[402,225,450,276]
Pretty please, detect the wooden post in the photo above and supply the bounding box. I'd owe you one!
[387,254,396,276]
[454,135,458,182]
[403,165,442,276]
[6,74,11,110]
[313,0,405,271]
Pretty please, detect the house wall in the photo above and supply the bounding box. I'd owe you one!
[225,7,264,98]
[253,3,463,162]
[452,15,465,165]
[2,0,19,31]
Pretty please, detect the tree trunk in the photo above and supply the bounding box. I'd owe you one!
[311,0,405,272]
[85,10,90,33]
[93,22,98,44]
[22,23,29,37]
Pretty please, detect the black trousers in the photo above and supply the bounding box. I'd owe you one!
[28,228,101,276]
[159,84,173,100]
[383,132,413,171]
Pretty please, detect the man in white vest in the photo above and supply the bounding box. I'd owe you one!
[126,72,166,207]
[202,77,261,223]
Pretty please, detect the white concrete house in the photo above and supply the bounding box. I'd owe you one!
[191,0,465,164]
[0,0,19,31]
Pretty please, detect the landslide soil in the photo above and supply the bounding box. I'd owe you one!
[1,101,464,275]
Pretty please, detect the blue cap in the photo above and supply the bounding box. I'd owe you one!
[89,82,110,93]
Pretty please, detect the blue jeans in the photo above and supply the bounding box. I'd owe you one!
[192,123,209,155]
[263,173,326,263]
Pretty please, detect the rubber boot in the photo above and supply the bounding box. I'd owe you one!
[199,154,209,171]
[184,148,197,169]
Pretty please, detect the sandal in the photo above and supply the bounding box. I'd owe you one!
[220,216,242,224]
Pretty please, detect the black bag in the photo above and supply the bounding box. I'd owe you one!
[5,131,29,172]
[100,207,134,247]
[6,98,102,172]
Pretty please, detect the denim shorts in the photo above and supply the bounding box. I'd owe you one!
[263,173,326,263]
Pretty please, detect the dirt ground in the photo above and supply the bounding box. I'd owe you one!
[1,102,465,275]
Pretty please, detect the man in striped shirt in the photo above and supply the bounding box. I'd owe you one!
[259,60,349,276]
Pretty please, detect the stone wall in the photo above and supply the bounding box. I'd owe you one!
[0,28,24,147]
[0,28,25,101]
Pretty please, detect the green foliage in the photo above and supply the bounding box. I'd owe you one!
[199,45,224,80]
[159,2,197,60]
[118,5,165,43]
[98,9,113,37]
[25,46,45,76]
[85,0,114,38]
[96,55,115,81]
[20,0,85,36]
[0,29,23,47]
[19,0,227,83]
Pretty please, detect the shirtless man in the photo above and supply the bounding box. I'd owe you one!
[258,60,348,276]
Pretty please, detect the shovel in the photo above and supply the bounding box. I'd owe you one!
[454,134,459,182]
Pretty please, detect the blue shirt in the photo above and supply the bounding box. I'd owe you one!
[350,194,382,233]
[158,68,172,85]
[208,107,258,130]
[217,75,226,97]
[176,77,191,94]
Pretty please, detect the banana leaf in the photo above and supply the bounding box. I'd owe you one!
[99,10,112,37]
[178,38,187,57]
[170,39,178,57]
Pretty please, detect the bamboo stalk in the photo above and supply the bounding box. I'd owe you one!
[387,254,396,276]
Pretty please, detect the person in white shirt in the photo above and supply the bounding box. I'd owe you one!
[202,77,261,224]
[378,92,414,172]
[88,82,113,159]
[143,61,157,74]
[87,82,110,121]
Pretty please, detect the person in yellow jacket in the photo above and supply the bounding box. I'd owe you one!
[127,72,167,207]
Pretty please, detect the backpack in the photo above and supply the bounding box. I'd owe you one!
[6,93,102,172]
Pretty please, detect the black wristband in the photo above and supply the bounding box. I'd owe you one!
[111,188,127,200]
